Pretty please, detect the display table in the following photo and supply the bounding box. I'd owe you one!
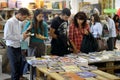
[86,51,120,74]
[26,51,120,80]
[89,61,120,74]
[36,66,120,80]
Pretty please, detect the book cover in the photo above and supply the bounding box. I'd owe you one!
[62,65,80,72]
[60,72,85,80]
[48,66,64,73]
[76,71,97,78]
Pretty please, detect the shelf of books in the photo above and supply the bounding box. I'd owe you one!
[0,0,66,26]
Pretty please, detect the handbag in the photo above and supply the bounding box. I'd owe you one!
[80,33,98,53]
[97,38,108,51]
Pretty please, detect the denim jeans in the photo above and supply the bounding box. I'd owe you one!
[21,53,27,75]
[7,46,22,80]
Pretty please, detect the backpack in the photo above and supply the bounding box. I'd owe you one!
[102,23,109,37]
[80,33,98,53]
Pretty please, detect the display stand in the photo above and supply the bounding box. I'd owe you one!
[89,60,120,74]
[26,55,120,80]
[36,66,120,80]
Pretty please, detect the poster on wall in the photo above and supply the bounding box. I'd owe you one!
[92,4,101,15]
[52,1,66,10]
[79,2,92,17]
[0,0,7,2]
[8,0,17,8]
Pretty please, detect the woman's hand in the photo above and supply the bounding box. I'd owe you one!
[84,29,89,35]
[73,49,79,54]
[36,34,47,40]
[23,32,31,40]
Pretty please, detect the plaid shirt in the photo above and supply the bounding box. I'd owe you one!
[69,23,90,51]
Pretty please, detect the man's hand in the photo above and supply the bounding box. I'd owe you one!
[49,27,57,39]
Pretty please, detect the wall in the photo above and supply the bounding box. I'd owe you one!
[84,0,98,4]
[70,0,79,14]
[115,0,120,10]
[0,0,7,2]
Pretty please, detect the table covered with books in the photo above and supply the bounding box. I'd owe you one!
[27,50,120,80]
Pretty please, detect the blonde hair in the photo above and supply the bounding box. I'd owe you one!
[100,15,106,20]
[29,10,33,15]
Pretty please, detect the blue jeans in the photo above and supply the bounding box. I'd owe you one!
[7,46,22,80]
[21,50,28,75]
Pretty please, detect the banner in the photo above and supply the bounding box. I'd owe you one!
[104,9,117,13]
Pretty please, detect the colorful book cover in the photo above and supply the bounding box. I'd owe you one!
[62,65,80,72]
[60,72,85,80]
[76,71,97,78]
[79,66,97,71]
[48,66,64,73]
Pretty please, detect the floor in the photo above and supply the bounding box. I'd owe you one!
[1,73,30,80]
[0,73,30,80]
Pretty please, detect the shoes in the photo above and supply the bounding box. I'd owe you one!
[20,76,28,80]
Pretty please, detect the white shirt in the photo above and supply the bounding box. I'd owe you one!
[90,22,103,38]
[107,18,116,37]
[4,16,23,48]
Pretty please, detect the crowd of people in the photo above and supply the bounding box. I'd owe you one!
[3,7,120,80]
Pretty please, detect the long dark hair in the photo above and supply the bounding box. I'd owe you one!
[91,14,100,25]
[113,14,119,22]
[74,11,87,28]
[32,8,44,35]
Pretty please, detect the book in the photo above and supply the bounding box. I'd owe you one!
[48,66,64,72]
[61,65,81,72]
[76,71,97,78]
[60,72,85,80]
[79,66,98,71]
